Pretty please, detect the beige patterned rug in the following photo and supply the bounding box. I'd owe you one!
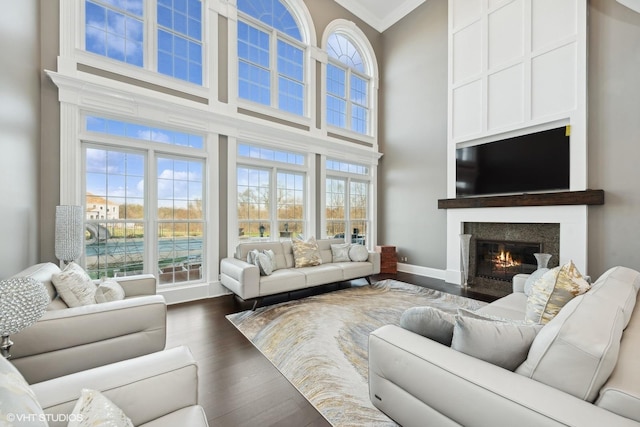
[226,279,486,426]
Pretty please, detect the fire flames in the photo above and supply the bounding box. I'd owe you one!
[494,250,520,268]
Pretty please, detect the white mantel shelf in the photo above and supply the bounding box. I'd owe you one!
[438,190,604,209]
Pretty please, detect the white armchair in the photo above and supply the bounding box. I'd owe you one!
[8,263,167,383]
[0,346,208,427]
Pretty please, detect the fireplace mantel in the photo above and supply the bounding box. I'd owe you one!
[438,190,604,209]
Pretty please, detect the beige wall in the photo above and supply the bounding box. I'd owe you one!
[0,0,41,277]
[587,0,640,276]
[378,0,640,278]
[378,1,448,268]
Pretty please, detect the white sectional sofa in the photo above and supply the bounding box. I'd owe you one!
[220,238,380,307]
[369,266,640,426]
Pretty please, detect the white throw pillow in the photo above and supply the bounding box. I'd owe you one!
[400,306,456,346]
[451,315,543,371]
[0,355,47,426]
[51,262,97,308]
[348,244,369,262]
[255,252,274,276]
[331,243,351,262]
[68,389,133,427]
[95,279,126,303]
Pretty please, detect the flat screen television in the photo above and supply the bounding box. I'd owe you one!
[456,126,570,197]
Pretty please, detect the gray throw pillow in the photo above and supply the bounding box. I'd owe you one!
[400,306,456,346]
[254,252,273,276]
[348,244,369,262]
[331,243,351,262]
[451,315,543,371]
[262,249,278,271]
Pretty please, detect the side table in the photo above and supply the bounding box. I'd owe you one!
[376,245,397,274]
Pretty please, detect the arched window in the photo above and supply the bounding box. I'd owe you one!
[323,22,377,136]
[237,0,310,116]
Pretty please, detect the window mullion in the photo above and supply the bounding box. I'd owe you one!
[270,166,278,239]
[147,149,157,277]
[271,31,278,109]
[345,69,353,131]
[146,0,157,72]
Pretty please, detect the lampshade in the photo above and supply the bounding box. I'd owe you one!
[0,277,49,358]
[55,205,84,263]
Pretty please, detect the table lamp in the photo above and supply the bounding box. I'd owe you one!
[55,205,84,264]
[0,277,49,358]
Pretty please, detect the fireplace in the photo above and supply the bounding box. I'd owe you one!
[475,239,540,282]
[463,222,560,296]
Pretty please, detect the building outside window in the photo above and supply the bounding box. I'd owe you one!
[83,116,207,286]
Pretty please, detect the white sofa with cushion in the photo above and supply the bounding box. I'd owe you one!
[369,266,640,426]
[1,345,208,427]
[9,262,167,384]
[220,238,380,306]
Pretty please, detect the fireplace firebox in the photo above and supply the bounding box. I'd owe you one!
[475,239,541,282]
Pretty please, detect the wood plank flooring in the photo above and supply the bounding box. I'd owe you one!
[165,273,498,426]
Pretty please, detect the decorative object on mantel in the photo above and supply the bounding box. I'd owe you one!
[437,189,605,209]
[534,253,552,270]
[460,234,472,288]
[55,205,84,264]
[0,277,49,358]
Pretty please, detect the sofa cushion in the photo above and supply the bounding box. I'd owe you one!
[51,262,98,308]
[476,292,528,321]
[257,269,306,296]
[292,237,323,268]
[300,264,344,287]
[588,266,640,327]
[595,291,640,422]
[516,293,625,402]
[0,353,47,426]
[525,261,591,324]
[70,388,133,427]
[451,315,542,371]
[331,243,351,262]
[400,306,456,346]
[337,261,374,280]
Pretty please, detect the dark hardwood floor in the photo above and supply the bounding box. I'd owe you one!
[165,273,499,426]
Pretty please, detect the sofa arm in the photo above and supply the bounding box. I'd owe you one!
[369,325,639,427]
[11,295,167,383]
[220,257,260,300]
[512,273,529,293]
[368,251,381,274]
[115,273,157,297]
[32,346,200,427]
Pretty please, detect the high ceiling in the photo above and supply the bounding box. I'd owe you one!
[333,0,426,32]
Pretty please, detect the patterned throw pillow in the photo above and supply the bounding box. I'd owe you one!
[525,260,591,324]
[247,249,274,276]
[292,237,323,268]
[68,389,133,427]
[262,249,278,271]
[95,279,126,303]
[331,243,351,262]
[51,262,98,307]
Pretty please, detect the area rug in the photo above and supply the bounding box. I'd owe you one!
[226,279,487,426]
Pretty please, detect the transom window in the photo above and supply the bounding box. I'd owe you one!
[326,33,370,135]
[237,0,306,115]
[84,0,203,85]
[237,143,306,240]
[83,116,207,287]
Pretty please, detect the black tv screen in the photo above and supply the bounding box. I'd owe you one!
[456,126,570,197]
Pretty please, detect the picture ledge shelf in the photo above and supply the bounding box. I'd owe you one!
[437,190,605,209]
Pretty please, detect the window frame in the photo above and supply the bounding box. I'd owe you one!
[81,114,210,288]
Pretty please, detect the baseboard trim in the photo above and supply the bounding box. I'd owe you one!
[158,281,230,305]
[397,263,446,281]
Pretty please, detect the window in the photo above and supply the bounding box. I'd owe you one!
[237,143,306,240]
[84,0,203,85]
[237,0,305,115]
[84,116,207,286]
[326,33,370,134]
[325,159,370,245]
